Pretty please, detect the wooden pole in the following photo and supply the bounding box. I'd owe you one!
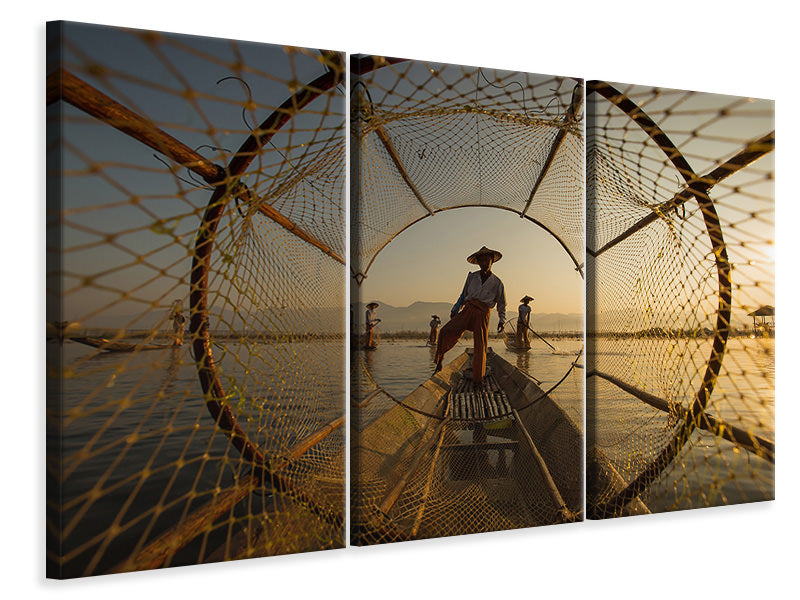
[410,396,452,536]
[379,417,451,517]
[521,81,584,219]
[49,69,224,185]
[524,323,556,351]
[374,125,435,216]
[592,370,774,462]
[355,387,385,409]
[513,409,577,522]
[110,416,345,573]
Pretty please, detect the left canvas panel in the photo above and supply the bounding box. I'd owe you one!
[46,22,346,578]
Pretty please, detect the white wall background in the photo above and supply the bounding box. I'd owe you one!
[7,1,796,597]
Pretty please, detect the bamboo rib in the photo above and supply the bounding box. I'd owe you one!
[111,415,345,573]
[512,408,576,522]
[379,417,452,516]
[374,124,436,216]
[521,81,584,218]
[50,69,224,184]
[591,370,774,462]
[410,397,452,536]
[355,387,385,409]
[589,132,775,258]
[52,68,345,266]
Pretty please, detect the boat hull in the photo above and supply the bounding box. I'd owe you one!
[352,348,585,545]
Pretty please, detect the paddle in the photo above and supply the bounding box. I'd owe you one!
[521,322,557,351]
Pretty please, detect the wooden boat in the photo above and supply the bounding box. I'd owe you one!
[70,336,175,353]
[358,330,380,350]
[352,347,586,545]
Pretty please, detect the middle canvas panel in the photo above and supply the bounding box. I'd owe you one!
[350,55,586,544]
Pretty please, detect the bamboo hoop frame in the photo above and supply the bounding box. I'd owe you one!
[587,82,740,516]
[189,61,345,477]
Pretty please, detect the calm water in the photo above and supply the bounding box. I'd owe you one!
[50,333,773,575]
[359,335,774,512]
[49,339,344,577]
[588,336,775,511]
[353,336,585,433]
[356,336,584,401]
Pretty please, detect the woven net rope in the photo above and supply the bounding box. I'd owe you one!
[586,82,775,517]
[46,23,345,577]
[351,56,585,281]
[351,56,585,543]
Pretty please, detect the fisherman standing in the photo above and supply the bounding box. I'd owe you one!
[428,315,441,346]
[517,295,533,349]
[365,302,381,349]
[169,301,186,347]
[434,246,506,387]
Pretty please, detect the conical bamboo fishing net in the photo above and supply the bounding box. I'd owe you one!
[46,22,346,577]
[586,82,775,518]
[350,56,585,543]
[351,56,585,282]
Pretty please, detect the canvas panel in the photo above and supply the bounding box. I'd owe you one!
[585,81,775,518]
[350,55,586,544]
[46,21,346,577]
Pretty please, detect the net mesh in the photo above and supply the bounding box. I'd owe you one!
[351,56,585,543]
[351,56,585,279]
[351,350,584,544]
[586,81,775,518]
[46,22,345,577]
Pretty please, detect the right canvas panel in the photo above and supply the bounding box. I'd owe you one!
[586,81,775,518]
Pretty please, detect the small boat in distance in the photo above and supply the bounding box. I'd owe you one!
[68,302,187,353]
[70,336,175,353]
[503,321,529,351]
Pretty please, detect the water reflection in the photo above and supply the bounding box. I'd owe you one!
[54,339,345,576]
[515,350,531,378]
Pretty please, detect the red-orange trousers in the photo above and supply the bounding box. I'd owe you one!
[435,299,491,385]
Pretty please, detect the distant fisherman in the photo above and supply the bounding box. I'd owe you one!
[517,295,533,349]
[434,246,506,387]
[365,302,381,349]
[170,301,186,346]
[428,315,441,346]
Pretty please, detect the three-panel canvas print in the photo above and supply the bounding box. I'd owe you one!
[46,21,775,578]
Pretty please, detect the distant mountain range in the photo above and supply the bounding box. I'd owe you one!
[354,300,582,333]
[66,306,345,335]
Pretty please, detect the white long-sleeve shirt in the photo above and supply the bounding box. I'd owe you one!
[365,308,379,329]
[452,271,506,325]
[518,303,531,323]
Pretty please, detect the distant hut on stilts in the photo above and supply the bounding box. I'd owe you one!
[747,305,774,337]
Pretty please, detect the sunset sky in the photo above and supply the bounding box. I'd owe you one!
[359,206,584,315]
